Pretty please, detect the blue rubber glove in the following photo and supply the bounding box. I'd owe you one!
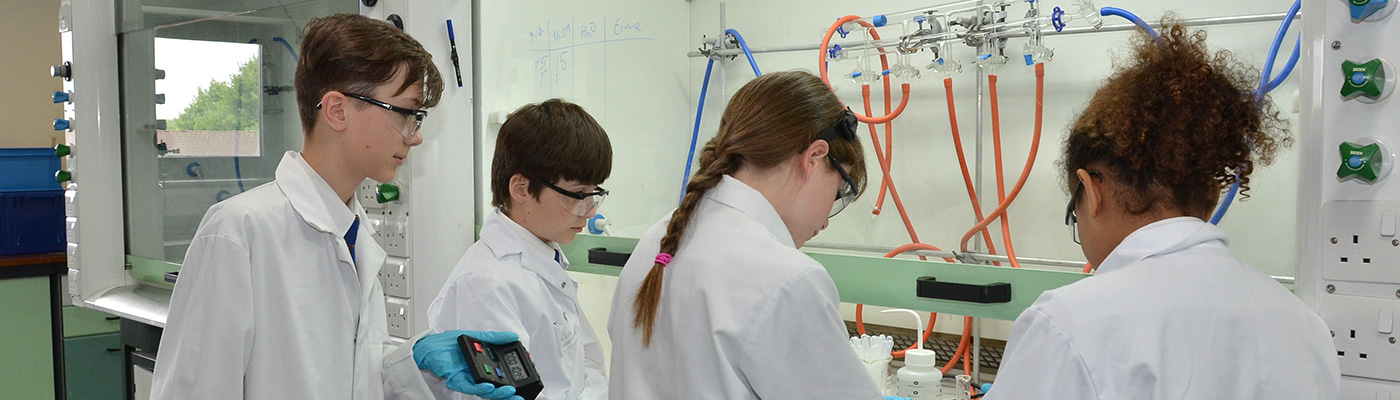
[884,396,911,400]
[413,330,524,400]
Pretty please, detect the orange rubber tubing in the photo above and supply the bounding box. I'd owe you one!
[860,87,928,260]
[873,76,895,214]
[819,15,911,125]
[942,317,974,375]
[959,63,1046,254]
[944,78,1001,264]
[867,27,895,215]
[853,243,958,358]
[988,75,1023,268]
[839,17,941,358]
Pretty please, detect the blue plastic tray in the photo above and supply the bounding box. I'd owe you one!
[0,148,61,192]
[0,190,65,255]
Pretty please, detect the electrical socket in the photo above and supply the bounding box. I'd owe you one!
[372,216,410,258]
[357,178,382,209]
[379,256,411,298]
[386,297,411,339]
[66,217,78,243]
[1322,201,1400,284]
[1321,294,1400,381]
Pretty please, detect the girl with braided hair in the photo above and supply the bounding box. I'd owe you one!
[607,71,896,400]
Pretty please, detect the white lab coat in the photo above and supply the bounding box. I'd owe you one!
[986,217,1340,400]
[151,151,439,400]
[427,209,608,400]
[608,176,883,400]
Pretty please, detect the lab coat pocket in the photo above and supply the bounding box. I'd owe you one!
[551,310,581,356]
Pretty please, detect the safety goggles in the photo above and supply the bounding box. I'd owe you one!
[822,109,860,218]
[829,155,859,218]
[330,92,428,140]
[1064,171,1102,245]
[541,180,609,218]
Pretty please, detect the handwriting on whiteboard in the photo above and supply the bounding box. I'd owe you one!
[526,17,654,95]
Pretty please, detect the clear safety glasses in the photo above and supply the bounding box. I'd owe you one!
[341,92,428,139]
[823,109,860,218]
[541,180,609,218]
[829,155,859,218]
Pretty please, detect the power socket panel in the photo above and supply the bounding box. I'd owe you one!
[386,297,412,339]
[371,215,410,258]
[379,256,411,299]
[1320,294,1400,382]
[1322,201,1400,284]
[357,179,382,209]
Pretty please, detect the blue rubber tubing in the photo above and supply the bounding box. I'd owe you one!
[725,29,762,77]
[272,36,299,61]
[1211,0,1299,225]
[1266,38,1300,93]
[681,58,716,203]
[234,156,246,193]
[1099,7,1158,40]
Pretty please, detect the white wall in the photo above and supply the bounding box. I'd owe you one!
[0,0,62,149]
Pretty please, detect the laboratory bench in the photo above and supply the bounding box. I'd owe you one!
[1,252,124,400]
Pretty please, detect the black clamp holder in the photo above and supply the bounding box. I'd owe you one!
[915,276,1011,304]
[587,248,631,267]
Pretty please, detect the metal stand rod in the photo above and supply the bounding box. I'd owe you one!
[974,40,985,255]
[685,11,1299,58]
[806,241,1084,267]
[972,317,981,382]
[802,241,1298,286]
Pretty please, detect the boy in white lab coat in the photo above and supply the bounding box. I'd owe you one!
[428,99,612,399]
[152,14,523,400]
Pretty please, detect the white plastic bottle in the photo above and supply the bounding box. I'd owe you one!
[884,309,941,400]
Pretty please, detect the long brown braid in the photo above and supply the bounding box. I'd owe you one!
[632,71,868,346]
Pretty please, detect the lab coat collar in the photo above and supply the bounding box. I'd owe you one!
[275,151,381,274]
[706,175,796,249]
[480,209,575,294]
[1095,216,1229,275]
[276,151,372,237]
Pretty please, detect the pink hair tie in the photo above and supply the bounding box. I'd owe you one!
[655,253,673,266]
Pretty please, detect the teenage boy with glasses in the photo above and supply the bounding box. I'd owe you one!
[153,14,522,400]
[428,99,614,400]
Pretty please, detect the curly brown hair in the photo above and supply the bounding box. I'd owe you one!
[1061,19,1291,217]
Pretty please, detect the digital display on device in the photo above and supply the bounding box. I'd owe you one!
[457,334,545,400]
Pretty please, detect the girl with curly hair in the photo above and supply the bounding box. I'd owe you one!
[986,21,1340,399]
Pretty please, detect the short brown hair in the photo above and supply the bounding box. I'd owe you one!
[295,14,444,133]
[490,99,613,208]
[632,71,867,346]
[1061,19,1290,217]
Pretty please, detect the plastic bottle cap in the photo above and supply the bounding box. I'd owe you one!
[904,348,937,367]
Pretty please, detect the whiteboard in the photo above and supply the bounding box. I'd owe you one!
[475,0,694,232]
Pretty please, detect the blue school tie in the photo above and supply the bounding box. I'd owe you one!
[345,216,360,265]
